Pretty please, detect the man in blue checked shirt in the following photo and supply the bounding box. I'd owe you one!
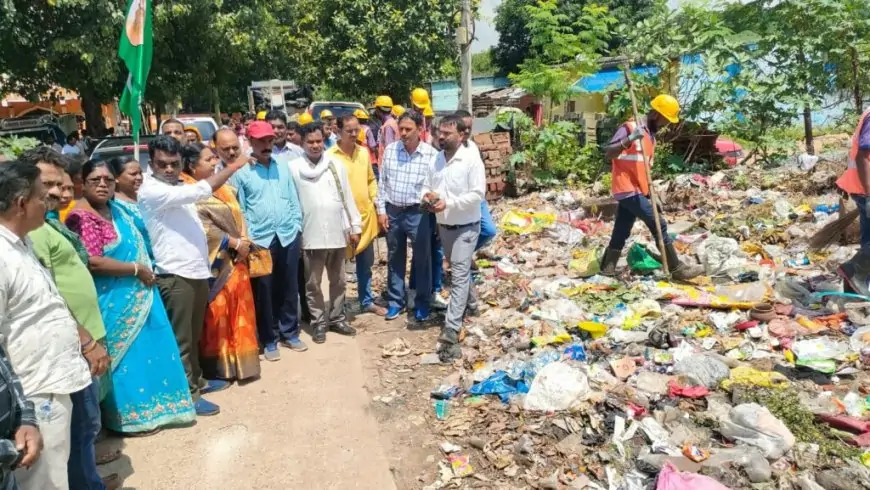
[376,111,439,323]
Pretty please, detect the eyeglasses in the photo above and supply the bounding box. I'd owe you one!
[85,176,116,186]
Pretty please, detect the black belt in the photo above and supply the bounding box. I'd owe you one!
[386,202,421,211]
[441,221,479,230]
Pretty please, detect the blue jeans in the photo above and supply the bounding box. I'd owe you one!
[853,195,870,250]
[356,243,375,307]
[68,379,104,490]
[410,213,443,294]
[607,194,672,251]
[252,234,302,345]
[476,200,496,250]
[386,203,432,310]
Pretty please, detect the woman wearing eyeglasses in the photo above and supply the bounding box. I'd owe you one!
[65,160,195,435]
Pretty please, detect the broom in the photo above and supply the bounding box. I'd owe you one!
[809,197,858,250]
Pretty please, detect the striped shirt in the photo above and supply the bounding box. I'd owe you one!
[375,140,438,214]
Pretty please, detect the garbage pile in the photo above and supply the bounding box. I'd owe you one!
[421,161,870,489]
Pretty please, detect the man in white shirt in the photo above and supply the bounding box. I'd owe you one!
[61,132,81,155]
[0,160,95,490]
[288,123,362,344]
[138,135,247,417]
[266,111,304,160]
[421,115,486,362]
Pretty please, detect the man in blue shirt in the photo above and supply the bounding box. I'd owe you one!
[231,121,306,360]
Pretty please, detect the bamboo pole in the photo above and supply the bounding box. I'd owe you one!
[619,61,670,276]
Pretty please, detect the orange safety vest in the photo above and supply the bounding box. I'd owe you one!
[611,121,655,196]
[836,107,870,195]
[377,117,399,166]
[358,126,377,165]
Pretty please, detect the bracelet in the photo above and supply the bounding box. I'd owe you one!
[621,138,630,149]
[81,338,95,353]
[133,263,139,276]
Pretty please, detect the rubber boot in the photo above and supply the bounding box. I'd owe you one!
[599,248,621,277]
[662,242,703,281]
[838,250,870,297]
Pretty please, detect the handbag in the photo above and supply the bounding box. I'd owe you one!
[326,161,357,258]
[247,244,273,278]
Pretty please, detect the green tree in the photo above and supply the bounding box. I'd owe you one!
[0,0,125,134]
[493,0,665,76]
[509,1,615,117]
[472,49,497,76]
[311,0,461,101]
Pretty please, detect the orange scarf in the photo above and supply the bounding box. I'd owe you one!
[179,173,248,239]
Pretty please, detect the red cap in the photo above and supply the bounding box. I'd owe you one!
[247,121,275,140]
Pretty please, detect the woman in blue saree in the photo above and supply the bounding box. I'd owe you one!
[66,160,195,434]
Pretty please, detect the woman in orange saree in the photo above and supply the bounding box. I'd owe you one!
[181,143,261,381]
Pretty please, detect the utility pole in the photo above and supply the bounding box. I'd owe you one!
[458,0,473,113]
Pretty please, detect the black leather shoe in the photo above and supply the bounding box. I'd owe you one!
[313,326,327,344]
[329,321,357,337]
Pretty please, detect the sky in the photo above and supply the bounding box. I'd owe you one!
[472,0,685,53]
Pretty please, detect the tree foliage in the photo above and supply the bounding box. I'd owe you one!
[509,1,614,108]
[311,0,460,101]
[0,0,461,131]
[493,0,665,76]
[624,0,870,160]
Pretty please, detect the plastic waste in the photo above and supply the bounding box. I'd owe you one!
[500,210,556,234]
[549,222,585,245]
[468,371,529,403]
[850,326,870,352]
[524,362,590,411]
[568,248,601,278]
[720,366,790,390]
[792,338,851,360]
[656,462,731,490]
[714,282,768,304]
[673,355,730,389]
[627,243,661,273]
[434,399,450,420]
[697,235,746,278]
[843,392,868,418]
[577,321,608,339]
[719,403,796,459]
[795,358,836,374]
[562,343,587,361]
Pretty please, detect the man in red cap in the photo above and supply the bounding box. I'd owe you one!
[230,121,306,360]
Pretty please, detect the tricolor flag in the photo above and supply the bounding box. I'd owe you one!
[118,0,152,142]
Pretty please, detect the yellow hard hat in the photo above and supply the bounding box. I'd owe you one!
[375,95,393,109]
[391,105,406,118]
[256,111,267,121]
[411,88,430,109]
[353,108,369,120]
[320,109,334,120]
[650,94,680,124]
[422,104,434,117]
[298,112,314,125]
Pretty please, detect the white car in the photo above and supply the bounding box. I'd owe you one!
[160,115,219,143]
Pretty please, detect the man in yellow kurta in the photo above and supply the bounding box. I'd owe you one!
[327,113,386,316]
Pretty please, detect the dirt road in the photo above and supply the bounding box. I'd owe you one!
[101,330,399,490]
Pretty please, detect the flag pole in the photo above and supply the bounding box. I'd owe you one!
[133,8,145,163]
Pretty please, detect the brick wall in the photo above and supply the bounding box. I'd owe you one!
[473,132,511,201]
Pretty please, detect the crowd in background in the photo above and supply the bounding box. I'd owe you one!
[0,88,494,490]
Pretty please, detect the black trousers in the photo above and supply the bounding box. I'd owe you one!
[156,274,209,400]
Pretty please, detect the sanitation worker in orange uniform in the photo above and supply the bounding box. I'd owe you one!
[835,107,870,296]
[598,94,702,280]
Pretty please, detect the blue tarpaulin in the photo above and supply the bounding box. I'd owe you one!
[572,65,662,93]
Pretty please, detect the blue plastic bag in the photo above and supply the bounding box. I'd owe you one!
[468,371,529,403]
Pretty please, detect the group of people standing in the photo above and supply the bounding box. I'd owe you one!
[0,88,494,489]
